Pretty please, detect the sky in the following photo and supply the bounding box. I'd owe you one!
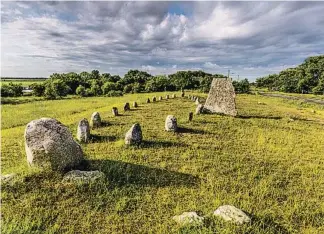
[1,1,324,81]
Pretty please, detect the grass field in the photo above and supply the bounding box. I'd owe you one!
[1,92,324,233]
[0,79,45,88]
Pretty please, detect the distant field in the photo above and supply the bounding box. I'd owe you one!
[1,92,324,233]
[0,79,46,87]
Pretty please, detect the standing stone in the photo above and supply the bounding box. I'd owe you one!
[172,94,176,98]
[165,115,178,132]
[90,112,101,128]
[188,112,193,122]
[181,91,185,97]
[124,102,130,112]
[147,98,151,103]
[195,97,200,105]
[77,118,90,143]
[166,94,169,99]
[24,118,84,171]
[152,96,157,102]
[195,104,204,115]
[133,101,138,108]
[112,107,119,116]
[213,205,251,225]
[204,78,237,116]
[159,96,163,101]
[125,123,142,145]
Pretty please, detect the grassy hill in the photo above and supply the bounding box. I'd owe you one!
[1,92,324,233]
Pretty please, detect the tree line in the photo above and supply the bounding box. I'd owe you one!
[1,70,251,99]
[255,55,324,94]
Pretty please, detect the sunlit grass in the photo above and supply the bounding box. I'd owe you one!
[1,92,324,233]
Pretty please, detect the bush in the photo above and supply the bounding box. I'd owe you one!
[30,83,45,97]
[0,83,23,97]
[1,85,14,97]
[90,80,102,96]
[123,84,133,94]
[102,82,118,94]
[76,85,87,97]
[106,90,123,97]
[232,79,250,94]
[44,80,70,99]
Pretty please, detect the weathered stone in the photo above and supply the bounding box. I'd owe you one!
[195,104,204,115]
[152,96,157,102]
[125,123,142,145]
[1,173,16,183]
[213,205,251,225]
[172,94,176,98]
[147,98,151,103]
[189,112,193,121]
[133,101,138,108]
[166,94,169,99]
[173,212,204,226]
[195,97,200,105]
[159,96,163,101]
[112,107,119,116]
[77,118,90,143]
[124,103,130,111]
[192,96,196,101]
[25,118,84,171]
[90,112,101,128]
[165,115,178,132]
[204,78,237,116]
[62,170,105,184]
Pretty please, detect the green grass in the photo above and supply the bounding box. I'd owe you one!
[1,92,324,233]
[0,79,45,88]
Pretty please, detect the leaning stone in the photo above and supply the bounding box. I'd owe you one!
[77,118,90,143]
[25,118,84,171]
[165,115,178,132]
[62,170,105,184]
[188,112,193,121]
[1,173,16,183]
[147,98,151,103]
[133,101,138,108]
[173,212,204,226]
[204,78,237,116]
[172,94,176,98]
[152,96,157,102]
[125,123,142,145]
[159,96,163,101]
[124,103,130,111]
[195,104,204,115]
[166,94,169,99]
[213,205,251,225]
[90,112,101,128]
[112,107,119,116]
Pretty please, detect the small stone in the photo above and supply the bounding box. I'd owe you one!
[124,103,130,112]
[1,173,16,183]
[257,102,266,105]
[77,118,90,143]
[311,109,316,113]
[112,107,119,116]
[181,91,185,97]
[166,94,169,99]
[133,101,138,108]
[195,104,204,115]
[189,112,193,121]
[159,96,163,101]
[173,212,204,226]
[90,112,101,128]
[25,118,84,171]
[152,96,157,102]
[147,98,151,103]
[62,170,105,184]
[125,123,143,145]
[172,94,176,98]
[165,115,178,132]
[195,97,200,105]
[188,95,191,99]
[213,205,251,225]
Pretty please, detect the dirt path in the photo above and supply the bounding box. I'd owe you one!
[259,92,324,105]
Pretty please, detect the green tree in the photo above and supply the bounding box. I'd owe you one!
[76,85,87,97]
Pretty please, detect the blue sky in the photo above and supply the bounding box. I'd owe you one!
[1,1,324,80]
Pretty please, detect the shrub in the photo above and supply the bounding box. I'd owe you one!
[102,82,118,94]
[30,83,45,97]
[106,90,123,97]
[76,85,87,97]
[0,83,23,97]
[123,84,133,94]
[44,79,70,99]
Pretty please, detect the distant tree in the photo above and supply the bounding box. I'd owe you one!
[30,83,45,97]
[102,82,118,94]
[44,80,70,99]
[76,85,87,97]
[123,70,152,85]
[232,79,250,93]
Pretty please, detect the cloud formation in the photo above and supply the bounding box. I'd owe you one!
[2,1,324,80]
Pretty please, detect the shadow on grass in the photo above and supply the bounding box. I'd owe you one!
[80,159,199,187]
[139,140,188,148]
[176,127,207,135]
[90,134,117,143]
[248,213,289,234]
[236,115,282,120]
